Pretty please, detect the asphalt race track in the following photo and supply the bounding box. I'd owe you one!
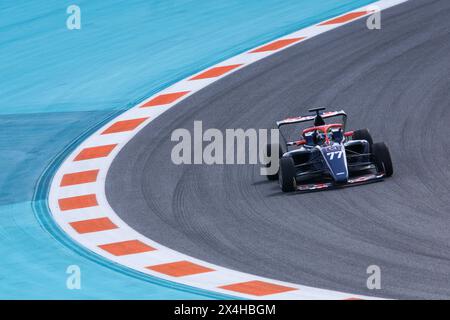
[107,0,450,299]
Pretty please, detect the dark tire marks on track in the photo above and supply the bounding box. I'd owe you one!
[107,0,450,299]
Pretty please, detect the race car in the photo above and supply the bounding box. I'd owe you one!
[264,107,393,192]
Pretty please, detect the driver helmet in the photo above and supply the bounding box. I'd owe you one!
[329,128,343,143]
[314,130,326,145]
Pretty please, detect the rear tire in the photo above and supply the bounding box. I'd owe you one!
[353,129,373,150]
[372,142,393,177]
[265,143,282,181]
[279,157,296,192]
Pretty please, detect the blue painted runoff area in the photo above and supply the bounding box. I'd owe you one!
[0,0,375,299]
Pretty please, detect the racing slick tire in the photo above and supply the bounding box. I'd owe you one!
[372,142,394,177]
[353,129,373,149]
[279,157,297,192]
[265,143,283,181]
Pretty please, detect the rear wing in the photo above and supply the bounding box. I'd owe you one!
[276,110,348,148]
[276,110,347,128]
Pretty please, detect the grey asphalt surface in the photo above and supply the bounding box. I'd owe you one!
[106,0,450,299]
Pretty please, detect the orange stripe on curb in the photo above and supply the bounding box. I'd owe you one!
[60,170,99,187]
[69,217,118,234]
[190,64,243,80]
[141,91,190,107]
[219,280,296,296]
[101,117,149,134]
[74,144,117,161]
[98,240,156,256]
[58,194,98,211]
[319,11,368,25]
[146,261,214,277]
[250,37,305,53]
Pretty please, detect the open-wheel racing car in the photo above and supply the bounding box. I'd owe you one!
[265,108,393,192]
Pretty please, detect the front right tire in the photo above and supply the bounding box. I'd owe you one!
[279,157,297,192]
[265,143,282,181]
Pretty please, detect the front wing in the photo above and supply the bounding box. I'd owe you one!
[296,173,384,192]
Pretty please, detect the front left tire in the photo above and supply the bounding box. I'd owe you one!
[372,142,393,177]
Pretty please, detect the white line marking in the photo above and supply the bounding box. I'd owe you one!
[48,0,408,299]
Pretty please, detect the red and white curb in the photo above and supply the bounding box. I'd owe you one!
[49,0,407,299]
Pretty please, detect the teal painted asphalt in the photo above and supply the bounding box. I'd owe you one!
[0,0,375,298]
